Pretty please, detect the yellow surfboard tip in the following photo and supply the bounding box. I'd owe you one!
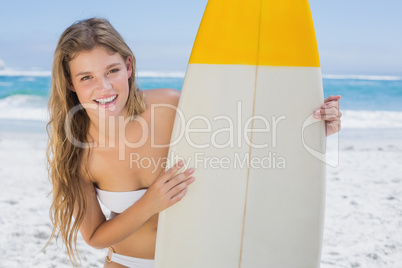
[189,0,320,67]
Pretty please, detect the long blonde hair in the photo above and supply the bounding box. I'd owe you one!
[46,18,146,264]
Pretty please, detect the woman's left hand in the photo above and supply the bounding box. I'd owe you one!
[314,95,342,137]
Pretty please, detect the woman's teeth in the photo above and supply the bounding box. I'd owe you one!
[95,95,117,104]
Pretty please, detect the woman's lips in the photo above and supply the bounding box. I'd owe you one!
[93,94,118,108]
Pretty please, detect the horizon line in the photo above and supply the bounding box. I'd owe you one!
[0,68,401,81]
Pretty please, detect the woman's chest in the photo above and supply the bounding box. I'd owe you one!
[89,143,170,191]
[88,94,177,191]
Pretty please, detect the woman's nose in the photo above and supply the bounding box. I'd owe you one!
[98,76,112,90]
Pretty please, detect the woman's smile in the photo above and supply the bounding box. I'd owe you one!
[94,94,119,108]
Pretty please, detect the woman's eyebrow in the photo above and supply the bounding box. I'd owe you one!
[106,62,122,69]
[74,63,122,77]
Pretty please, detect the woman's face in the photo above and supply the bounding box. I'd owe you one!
[68,46,132,120]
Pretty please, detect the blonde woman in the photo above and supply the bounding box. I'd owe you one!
[47,18,342,268]
[47,18,195,267]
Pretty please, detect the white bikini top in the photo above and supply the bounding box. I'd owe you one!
[95,187,147,214]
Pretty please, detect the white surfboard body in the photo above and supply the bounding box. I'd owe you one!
[155,1,326,267]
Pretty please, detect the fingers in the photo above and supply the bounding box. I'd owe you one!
[157,160,185,184]
[315,95,342,121]
[168,176,195,203]
[314,106,342,121]
[157,159,196,199]
[317,96,342,136]
[324,95,341,103]
[145,160,195,214]
[165,167,194,190]
[169,187,187,206]
[321,100,339,109]
[165,167,195,201]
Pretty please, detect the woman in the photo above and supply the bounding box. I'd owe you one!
[46,18,342,268]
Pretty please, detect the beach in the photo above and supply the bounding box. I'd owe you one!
[0,119,106,267]
[1,123,402,268]
[1,75,402,267]
[322,129,402,267]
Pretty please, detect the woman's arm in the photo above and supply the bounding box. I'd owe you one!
[74,160,194,249]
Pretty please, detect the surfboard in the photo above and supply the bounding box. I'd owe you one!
[155,0,326,267]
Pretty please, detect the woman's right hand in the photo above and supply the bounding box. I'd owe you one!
[141,160,195,216]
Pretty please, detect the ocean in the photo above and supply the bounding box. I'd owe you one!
[0,71,402,129]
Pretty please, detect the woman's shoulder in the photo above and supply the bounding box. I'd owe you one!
[141,89,180,141]
[142,88,181,109]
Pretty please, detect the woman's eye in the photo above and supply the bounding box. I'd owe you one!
[108,68,120,74]
[81,76,91,81]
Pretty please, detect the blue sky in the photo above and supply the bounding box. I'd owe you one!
[0,0,401,76]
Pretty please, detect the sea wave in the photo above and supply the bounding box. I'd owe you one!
[322,74,402,81]
[341,110,402,129]
[0,95,48,121]
[137,71,186,78]
[0,69,51,77]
